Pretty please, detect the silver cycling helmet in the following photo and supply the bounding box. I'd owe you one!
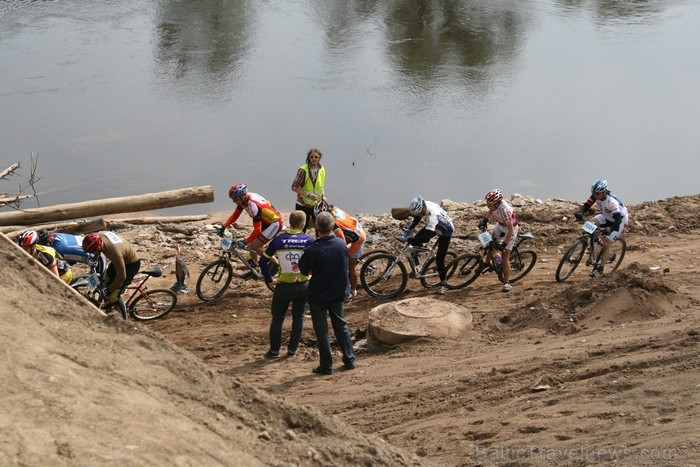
[591,179,608,194]
[409,195,425,215]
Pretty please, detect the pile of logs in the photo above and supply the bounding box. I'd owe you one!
[0,186,215,237]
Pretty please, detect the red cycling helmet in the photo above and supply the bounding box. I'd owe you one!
[485,189,503,205]
[16,230,38,248]
[228,183,248,200]
[82,233,102,254]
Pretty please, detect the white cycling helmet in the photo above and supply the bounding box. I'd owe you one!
[409,195,425,215]
[591,179,608,194]
[313,197,331,217]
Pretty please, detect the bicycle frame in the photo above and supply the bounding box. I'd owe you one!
[121,274,154,308]
[391,239,437,279]
[217,235,264,280]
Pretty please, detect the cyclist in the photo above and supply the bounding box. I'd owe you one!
[218,183,283,265]
[37,230,91,263]
[291,148,326,232]
[16,230,73,285]
[405,195,454,295]
[575,179,629,277]
[479,189,519,292]
[313,197,366,299]
[82,232,141,318]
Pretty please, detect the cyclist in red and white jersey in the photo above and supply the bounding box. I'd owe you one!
[219,183,284,263]
[479,189,519,292]
[575,179,629,277]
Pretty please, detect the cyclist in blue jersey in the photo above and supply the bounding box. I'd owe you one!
[37,230,107,274]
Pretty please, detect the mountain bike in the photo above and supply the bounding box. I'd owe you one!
[196,225,276,302]
[445,226,537,289]
[359,233,456,299]
[555,220,626,282]
[72,260,177,321]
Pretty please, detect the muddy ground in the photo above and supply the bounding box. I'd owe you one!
[2,194,699,466]
[146,194,700,465]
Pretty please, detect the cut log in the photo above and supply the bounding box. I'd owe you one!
[0,186,214,227]
[1,218,107,237]
[108,215,209,225]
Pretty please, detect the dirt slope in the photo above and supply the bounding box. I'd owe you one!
[2,194,699,466]
[0,234,426,466]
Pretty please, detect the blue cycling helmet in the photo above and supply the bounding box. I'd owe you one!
[228,183,248,200]
[591,179,608,194]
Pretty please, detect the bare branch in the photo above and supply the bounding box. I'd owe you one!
[0,162,20,180]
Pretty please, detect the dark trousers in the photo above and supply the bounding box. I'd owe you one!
[295,203,315,233]
[435,235,451,281]
[269,282,308,354]
[309,300,355,371]
[105,260,141,294]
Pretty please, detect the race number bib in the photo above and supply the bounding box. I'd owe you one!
[478,231,493,245]
[582,221,598,234]
[104,231,123,244]
[87,273,100,291]
[220,237,232,250]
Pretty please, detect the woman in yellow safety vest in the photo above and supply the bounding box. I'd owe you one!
[291,147,326,232]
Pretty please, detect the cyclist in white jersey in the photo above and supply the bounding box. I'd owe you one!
[575,179,629,277]
[406,195,455,295]
[479,189,519,292]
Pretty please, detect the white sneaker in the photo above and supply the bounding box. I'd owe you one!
[502,283,512,292]
[437,286,446,295]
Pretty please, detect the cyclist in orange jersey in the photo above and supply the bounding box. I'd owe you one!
[313,197,366,299]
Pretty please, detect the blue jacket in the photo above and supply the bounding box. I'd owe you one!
[298,235,350,303]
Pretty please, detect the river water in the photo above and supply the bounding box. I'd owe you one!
[1,0,698,216]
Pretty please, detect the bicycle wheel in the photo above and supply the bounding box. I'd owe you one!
[555,238,587,283]
[129,289,177,321]
[358,249,393,288]
[419,251,457,288]
[498,249,537,284]
[444,254,483,289]
[599,237,626,272]
[196,259,233,301]
[360,253,408,299]
[264,262,279,292]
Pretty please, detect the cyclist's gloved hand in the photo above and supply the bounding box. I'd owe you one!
[402,228,413,236]
[215,225,226,237]
[478,218,488,230]
[235,240,247,249]
[574,211,584,222]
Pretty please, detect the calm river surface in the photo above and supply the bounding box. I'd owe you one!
[1,1,699,216]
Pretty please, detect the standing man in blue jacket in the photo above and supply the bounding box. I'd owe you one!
[298,211,356,375]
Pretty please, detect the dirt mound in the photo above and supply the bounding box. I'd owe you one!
[504,262,684,335]
[0,235,427,466]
